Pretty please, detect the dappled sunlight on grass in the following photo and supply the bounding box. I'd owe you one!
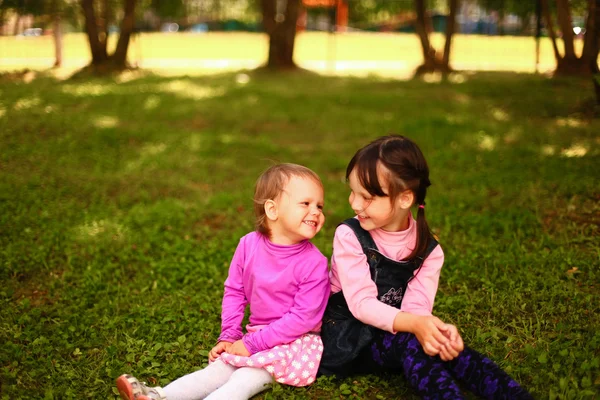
[14,96,41,110]
[74,219,128,242]
[477,132,497,151]
[141,142,167,156]
[62,83,113,97]
[158,80,226,100]
[187,134,203,151]
[22,71,36,83]
[219,134,235,144]
[448,73,467,84]
[126,142,168,171]
[115,69,148,83]
[561,144,588,158]
[556,117,585,128]
[541,145,556,156]
[453,93,470,104]
[144,95,161,110]
[235,73,250,84]
[422,73,443,84]
[93,115,119,128]
[445,114,465,125]
[541,143,592,158]
[491,108,510,122]
[245,94,259,105]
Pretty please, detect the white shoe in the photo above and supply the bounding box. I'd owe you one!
[116,374,167,400]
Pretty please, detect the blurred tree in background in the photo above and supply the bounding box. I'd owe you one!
[80,0,137,71]
[261,0,301,68]
[414,0,459,74]
[540,0,597,76]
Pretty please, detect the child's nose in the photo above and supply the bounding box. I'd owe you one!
[350,197,363,211]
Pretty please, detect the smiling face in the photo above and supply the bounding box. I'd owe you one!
[347,166,411,232]
[267,175,325,245]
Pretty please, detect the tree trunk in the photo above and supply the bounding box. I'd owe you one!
[556,0,576,58]
[0,9,7,33]
[442,0,459,68]
[261,0,301,69]
[81,0,108,64]
[13,14,20,36]
[594,75,600,104]
[113,0,136,68]
[53,13,63,67]
[415,0,434,63]
[545,0,598,76]
[582,0,600,74]
[595,0,600,74]
[99,0,110,56]
[541,0,562,62]
[414,0,454,75]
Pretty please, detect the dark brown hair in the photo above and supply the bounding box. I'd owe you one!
[346,135,432,261]
[254,163,323,238]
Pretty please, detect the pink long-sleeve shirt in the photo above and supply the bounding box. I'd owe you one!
[329,216,444,333]
[218,231,330,355]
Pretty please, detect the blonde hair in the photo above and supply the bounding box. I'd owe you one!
[254,163,323,238]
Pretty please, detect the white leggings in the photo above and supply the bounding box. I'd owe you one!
[162,359,273,400]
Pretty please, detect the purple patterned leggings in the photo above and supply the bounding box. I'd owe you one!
[369,332,534,400]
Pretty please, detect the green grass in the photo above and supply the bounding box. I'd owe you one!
[0,68,599,399]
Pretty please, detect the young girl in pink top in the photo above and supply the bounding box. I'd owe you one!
[117,163,330,400]
[319,135,533,399]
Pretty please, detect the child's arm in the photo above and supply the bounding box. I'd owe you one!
[330,225,407,332]
[399,245,444,316]
[241,253,330,355]
[217,238,249,344]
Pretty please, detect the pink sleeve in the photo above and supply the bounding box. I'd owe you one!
[400,244,444,316]
[218,238,247,343]
[331,225,401,333]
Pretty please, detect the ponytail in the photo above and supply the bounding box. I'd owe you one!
[408,176,432,261]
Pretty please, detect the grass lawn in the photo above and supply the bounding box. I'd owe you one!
[0,31,582,76]
[0,68,598,399]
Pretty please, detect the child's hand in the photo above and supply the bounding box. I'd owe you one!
[413,316,451,357]
[228,340,251,357]
[438,324,464,361]
[209,341,233,362]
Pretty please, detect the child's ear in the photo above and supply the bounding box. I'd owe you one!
[397,190,414,210]
[264,199,278,221]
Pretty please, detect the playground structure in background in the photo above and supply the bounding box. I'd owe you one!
[298,0,348,32]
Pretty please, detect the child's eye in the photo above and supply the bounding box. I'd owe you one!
[317,205,324,210]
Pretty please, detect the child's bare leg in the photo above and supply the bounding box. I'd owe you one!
[204,366,273,400]
[162,359,237,400]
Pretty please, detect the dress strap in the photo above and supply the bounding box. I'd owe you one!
[339,218,379,280]
[340,218,378,253]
